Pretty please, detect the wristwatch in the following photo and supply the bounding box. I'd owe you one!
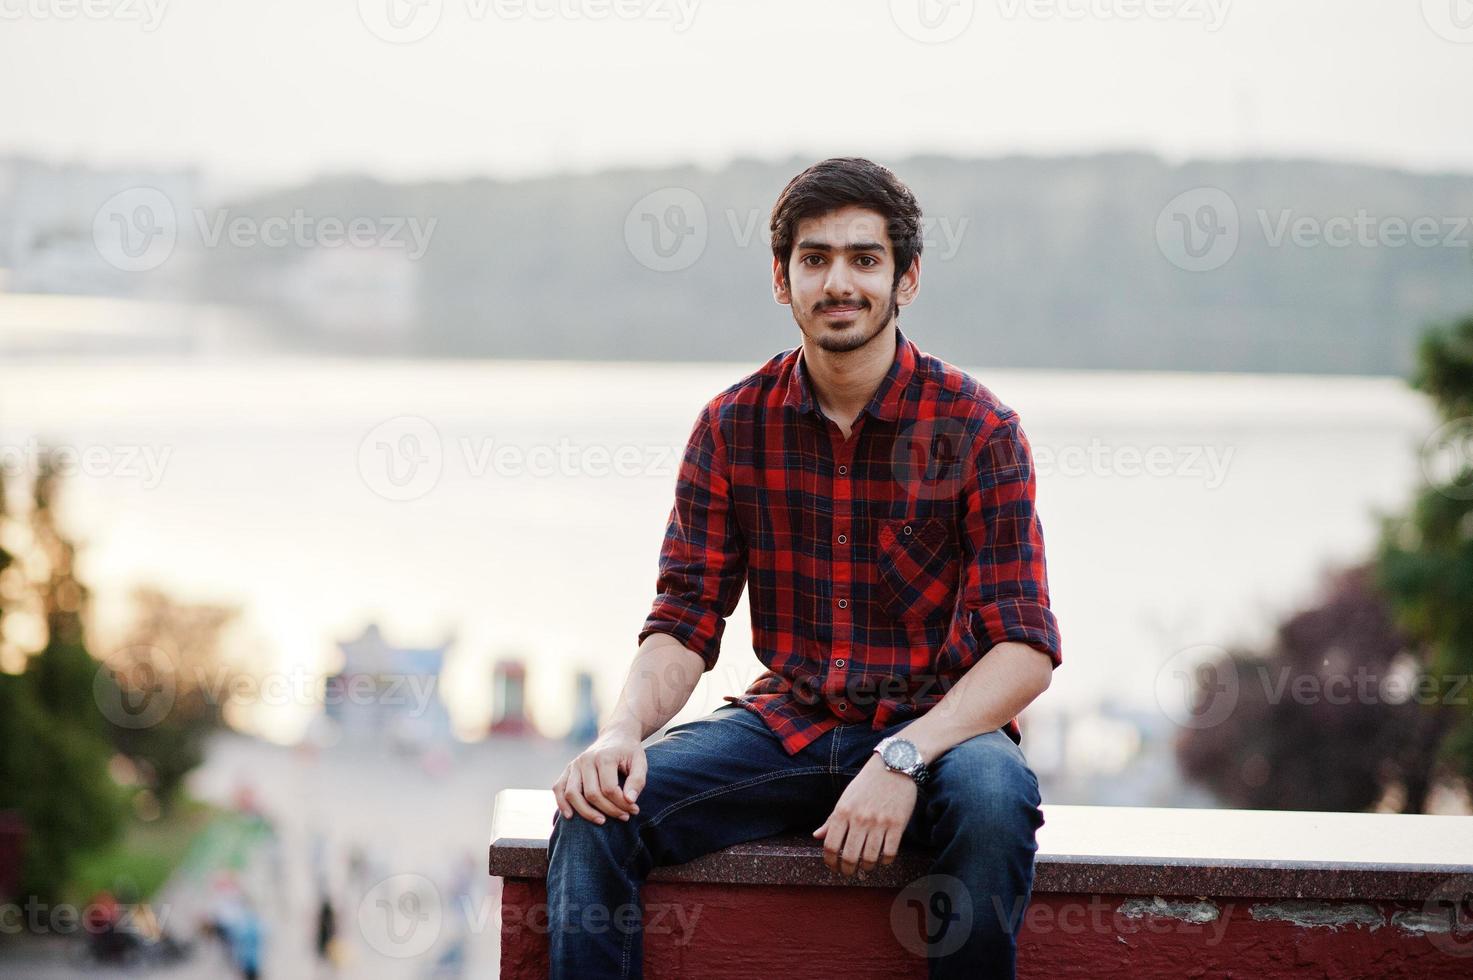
[874,735,930,787]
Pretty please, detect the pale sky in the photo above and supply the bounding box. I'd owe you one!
[2,0,1472,191]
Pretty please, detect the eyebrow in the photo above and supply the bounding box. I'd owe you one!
[795,239,887,253]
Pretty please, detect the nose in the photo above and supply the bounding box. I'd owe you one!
[823,260,856,300]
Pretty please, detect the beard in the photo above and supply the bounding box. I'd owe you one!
[795,288,900,354]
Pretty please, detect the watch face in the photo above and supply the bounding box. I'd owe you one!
[882,738,920,770]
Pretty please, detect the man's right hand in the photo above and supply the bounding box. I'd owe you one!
[552,728,648,825]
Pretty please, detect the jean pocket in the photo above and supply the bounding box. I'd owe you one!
[875,516,959,622]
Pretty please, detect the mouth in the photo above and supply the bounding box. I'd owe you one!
[818,304,864,320]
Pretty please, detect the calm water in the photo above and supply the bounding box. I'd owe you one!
[0,356,1436,742]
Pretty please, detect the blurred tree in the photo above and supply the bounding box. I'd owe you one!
[1376,313,1473,801]
[103,586,242,813]
[1178,313,1473,813]
[1175,563,1439,811]
[0,453,125,902]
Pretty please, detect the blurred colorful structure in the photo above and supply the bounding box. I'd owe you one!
[489,660,535,736]
[323,623,454,749]
[567,669,600,743]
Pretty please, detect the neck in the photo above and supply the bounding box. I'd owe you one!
[802,322,897,419]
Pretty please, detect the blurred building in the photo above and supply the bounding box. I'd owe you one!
[567,670,600,743]
[323,623,454,750]
[489,659,536,736]
[1024,700,1216,808]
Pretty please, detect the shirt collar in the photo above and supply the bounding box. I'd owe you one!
[782,325,918,423]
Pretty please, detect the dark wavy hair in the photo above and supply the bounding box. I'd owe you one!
[769,157,923,288]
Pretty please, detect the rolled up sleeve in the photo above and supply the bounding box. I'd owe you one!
[637,404,748,671]
[951,412,1062,667]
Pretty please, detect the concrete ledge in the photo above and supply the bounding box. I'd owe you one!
[489,789,1473,901]
[488,789,1473,978]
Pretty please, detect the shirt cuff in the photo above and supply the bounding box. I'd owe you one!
[972,599,1062,667]
[638,598,725,671]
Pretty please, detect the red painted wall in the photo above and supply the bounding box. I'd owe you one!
[497,879,1472,979]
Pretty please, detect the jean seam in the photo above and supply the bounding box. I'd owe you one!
[615,765,832,890]
[608,762,835,977]
[639,765,832,836]
[829,723,842,791]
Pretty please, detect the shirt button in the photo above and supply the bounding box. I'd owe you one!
[834,658,845,667]
[903,525,913,536]
[836,598,848,609]
[838,702,849,711]
[836,534,847,544]
[837,465,848,476]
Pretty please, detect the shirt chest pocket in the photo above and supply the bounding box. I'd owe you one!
[874,517,960,622]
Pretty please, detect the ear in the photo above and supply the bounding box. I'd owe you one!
[772,255,792,306]
[894,254,920,309]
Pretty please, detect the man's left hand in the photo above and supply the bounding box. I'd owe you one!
[813,753,917,877]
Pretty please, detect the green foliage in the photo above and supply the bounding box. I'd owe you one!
[64,797,219,905]
[104,589,240,813]
[0,671,125,903]
[0,449,127,902]
[1179,313,1473,812]
[1375,313,1473,786]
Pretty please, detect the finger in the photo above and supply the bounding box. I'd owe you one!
[552,773,573,820]
[879,826,901,866]
[595,754,634,819]
[859,827,886,873]
[623,749,647,808]
[824,819,848,872]
[811,823,827,839]
[578,757,625,820]
[563,768,605,824]
[822,821,846,873]
[841,826,866,877]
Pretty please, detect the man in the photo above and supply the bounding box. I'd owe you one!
[547,157,1062,979]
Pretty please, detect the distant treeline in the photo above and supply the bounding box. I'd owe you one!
[177,153,1473,374]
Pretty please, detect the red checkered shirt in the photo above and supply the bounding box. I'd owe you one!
[638,326,1062,755]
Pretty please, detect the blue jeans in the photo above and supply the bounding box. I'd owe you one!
[546,702,1044,979]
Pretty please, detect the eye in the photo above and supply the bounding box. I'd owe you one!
[856,255,879,268]
[801,254,824,266]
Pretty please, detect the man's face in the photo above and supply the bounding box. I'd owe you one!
[772,204,919,354]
